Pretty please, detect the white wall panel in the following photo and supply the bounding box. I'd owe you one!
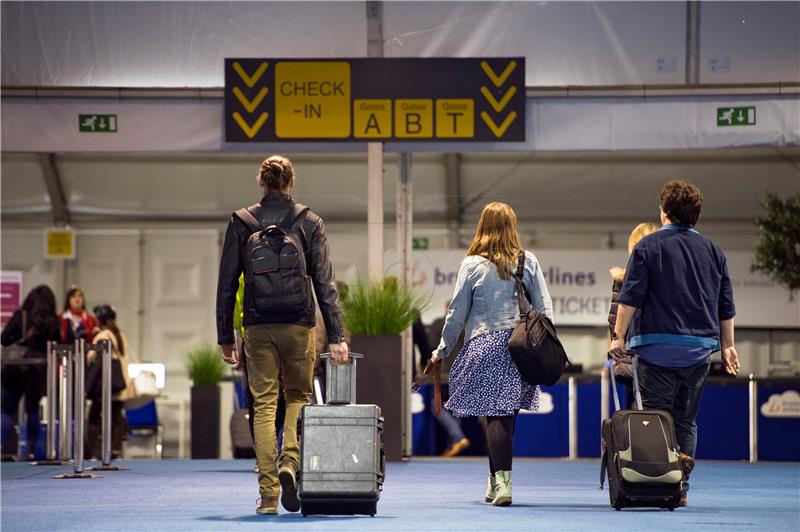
[66,232,142,359]
[700,2,800,83]
[142,231,219,406]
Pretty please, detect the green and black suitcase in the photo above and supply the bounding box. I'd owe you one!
[600,356,683,510]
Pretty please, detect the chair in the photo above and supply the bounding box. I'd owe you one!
[125,400,164,459]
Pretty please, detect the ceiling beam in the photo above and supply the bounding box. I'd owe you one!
[38,154,69,225]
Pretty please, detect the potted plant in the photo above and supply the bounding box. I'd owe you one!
[752,192,800,300]
[342,277,426,461]
[186,344,227,459]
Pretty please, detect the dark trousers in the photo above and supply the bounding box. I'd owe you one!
[2,387,42,455]
[87,399,126,459]
[637,357,711,458]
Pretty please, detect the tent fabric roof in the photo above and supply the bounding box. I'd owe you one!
[2,2,798,88]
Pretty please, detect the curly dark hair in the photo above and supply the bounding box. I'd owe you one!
[659,180,703,227]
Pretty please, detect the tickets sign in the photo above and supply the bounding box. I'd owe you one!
[225,58,525,142]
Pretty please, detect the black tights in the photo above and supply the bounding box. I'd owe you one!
[485,413,517,474]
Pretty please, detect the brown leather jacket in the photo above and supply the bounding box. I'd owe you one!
[216,193,345,346]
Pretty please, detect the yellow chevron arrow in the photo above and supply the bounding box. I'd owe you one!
[480,60,517,88]
[233,86,268,113]
[232,61,269,88]
[480,86,517,113]
[233,112,269,139]
[481,111,517,138]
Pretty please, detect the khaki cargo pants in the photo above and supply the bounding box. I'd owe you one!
[244,323,315,498]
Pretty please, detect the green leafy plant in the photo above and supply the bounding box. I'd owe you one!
[185,343,227,386]
[752,193,800,299]
[342,277,427,336]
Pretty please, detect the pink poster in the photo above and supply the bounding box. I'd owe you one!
[1,271,23,327]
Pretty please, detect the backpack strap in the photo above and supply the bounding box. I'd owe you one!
[285,203,310,252]
[276,202,309,229]
[513,250,532,314]
[233,206,261,233]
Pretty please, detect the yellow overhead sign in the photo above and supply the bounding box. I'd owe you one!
[275,62,351,138]
[225,57,525,142]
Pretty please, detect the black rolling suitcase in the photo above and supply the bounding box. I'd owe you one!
[297,353,385,517]
[600,355,683,511]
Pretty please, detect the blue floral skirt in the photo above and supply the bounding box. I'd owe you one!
[445,329,540,417]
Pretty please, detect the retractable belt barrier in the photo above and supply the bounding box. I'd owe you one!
[31,339,130,478]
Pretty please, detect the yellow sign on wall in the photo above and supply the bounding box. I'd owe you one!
[45,228,75,259]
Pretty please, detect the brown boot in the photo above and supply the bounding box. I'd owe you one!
[256,496,279,515]
[278,461,300,512]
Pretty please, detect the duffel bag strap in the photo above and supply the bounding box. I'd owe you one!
[411,359,442,416]
[513,251,528,317]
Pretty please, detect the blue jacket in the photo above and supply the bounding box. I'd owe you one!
[617,224,736,352]
[435,251,554,360]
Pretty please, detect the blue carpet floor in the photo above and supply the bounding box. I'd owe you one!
[2,458,798,531]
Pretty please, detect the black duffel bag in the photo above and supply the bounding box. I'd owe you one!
[508,251,570,386]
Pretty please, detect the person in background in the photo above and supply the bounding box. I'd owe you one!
[1,285,60,460]
[233,273,285,473]
[86,305,133,459]
[609,180,740,507]
[607,223,659,408]
[430,202,553,507]
[420,306,470,457]
[60,285,98,344]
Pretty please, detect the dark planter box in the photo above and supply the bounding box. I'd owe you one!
[351,335,403,461]
[191,384,220,459]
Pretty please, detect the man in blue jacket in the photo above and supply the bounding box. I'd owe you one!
[609,180,740,507]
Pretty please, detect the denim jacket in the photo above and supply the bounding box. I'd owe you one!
[435,251,554,360]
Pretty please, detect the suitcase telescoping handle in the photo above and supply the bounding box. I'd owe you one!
[319,352,364,362]
[607,353,644,412]
[319,352,364,405]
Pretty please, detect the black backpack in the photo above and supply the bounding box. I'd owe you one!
[235,202,312,320]
[507,251,570,386]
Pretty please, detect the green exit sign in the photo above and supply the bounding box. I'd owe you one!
[412,237,429,250]
[717,107,755,127]
[79,114,118,132]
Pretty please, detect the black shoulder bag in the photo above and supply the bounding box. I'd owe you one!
[507,251,570,386]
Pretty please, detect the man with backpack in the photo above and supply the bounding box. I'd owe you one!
[609,180,740,507]
[216,155,348,515]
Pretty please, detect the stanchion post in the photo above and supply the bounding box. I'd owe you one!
[73,339,85,473]
[54,339,100,479]
[59,349,70,461]
[101,340,112,466]
[32,342,66,465]
[568,376,578,460]
[87,340,129,472]
[749,373,758,464]
[46,342,57,460]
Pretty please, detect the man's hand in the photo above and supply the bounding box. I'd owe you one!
[608,338,627,362]
[430,352,441,365]
[220,343,238,366]
[722,345,740,375]
[328,341,349,364]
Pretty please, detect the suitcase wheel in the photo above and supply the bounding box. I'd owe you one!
[668,507,675,512]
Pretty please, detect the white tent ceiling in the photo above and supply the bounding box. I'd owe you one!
[2,148,798,228]
[2,2,798,87]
